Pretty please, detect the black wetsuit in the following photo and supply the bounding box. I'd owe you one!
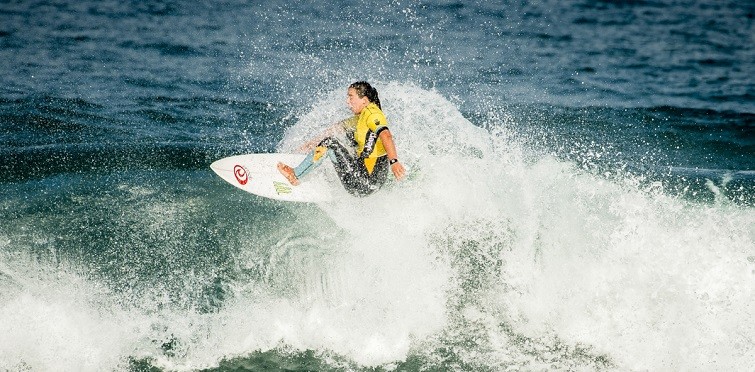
[318,136,389,197]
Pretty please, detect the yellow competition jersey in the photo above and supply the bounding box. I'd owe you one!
[341,103,388,173]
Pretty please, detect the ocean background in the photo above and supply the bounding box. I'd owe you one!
[1,0,753,370]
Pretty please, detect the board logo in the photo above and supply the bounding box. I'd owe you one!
[233,165,249,185]
[273,181,292,195]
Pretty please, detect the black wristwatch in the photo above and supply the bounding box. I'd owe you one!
[389,158,399,165]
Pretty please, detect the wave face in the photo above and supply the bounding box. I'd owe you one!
[2,85,753,371]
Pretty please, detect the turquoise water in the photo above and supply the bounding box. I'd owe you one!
[1,1,753,370]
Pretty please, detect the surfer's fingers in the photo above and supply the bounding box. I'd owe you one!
[392,163,406,180]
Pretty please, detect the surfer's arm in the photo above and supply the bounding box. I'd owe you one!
[379,129,405,181]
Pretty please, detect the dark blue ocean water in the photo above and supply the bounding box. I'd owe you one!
[1,1,753,371]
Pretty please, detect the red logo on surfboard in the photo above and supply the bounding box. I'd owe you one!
[233,165,249,185]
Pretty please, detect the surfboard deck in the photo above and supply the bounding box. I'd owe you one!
[210,153,332,203]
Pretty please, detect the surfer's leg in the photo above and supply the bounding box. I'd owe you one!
[320,138,354,170]
[278,145,329,186]
[292,146,328,179]
[365,156,390,192]
[319,138,375,196]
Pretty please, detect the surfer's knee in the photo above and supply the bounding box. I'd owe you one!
[317,137,334,148]
[313,146,327,162]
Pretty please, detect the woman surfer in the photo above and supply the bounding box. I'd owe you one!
[277,81,405,196]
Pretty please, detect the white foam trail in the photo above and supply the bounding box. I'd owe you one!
[277,83,755,370]
[2,84,752,371]
[0,257,145,372]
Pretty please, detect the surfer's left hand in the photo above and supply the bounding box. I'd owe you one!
[391,161,406,181]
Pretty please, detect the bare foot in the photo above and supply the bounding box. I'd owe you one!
[277,162,300,186]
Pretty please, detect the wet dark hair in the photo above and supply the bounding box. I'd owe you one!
[349,81,381,109]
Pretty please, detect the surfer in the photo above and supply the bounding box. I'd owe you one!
[277,81,406,196]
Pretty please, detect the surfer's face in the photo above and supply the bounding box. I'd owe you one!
[347,87,369,115]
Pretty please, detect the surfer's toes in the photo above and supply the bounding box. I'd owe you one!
[277,162,300,186]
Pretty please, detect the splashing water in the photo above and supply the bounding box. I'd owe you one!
[1,84,753,371]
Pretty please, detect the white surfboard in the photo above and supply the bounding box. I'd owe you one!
[210,153,332,203]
